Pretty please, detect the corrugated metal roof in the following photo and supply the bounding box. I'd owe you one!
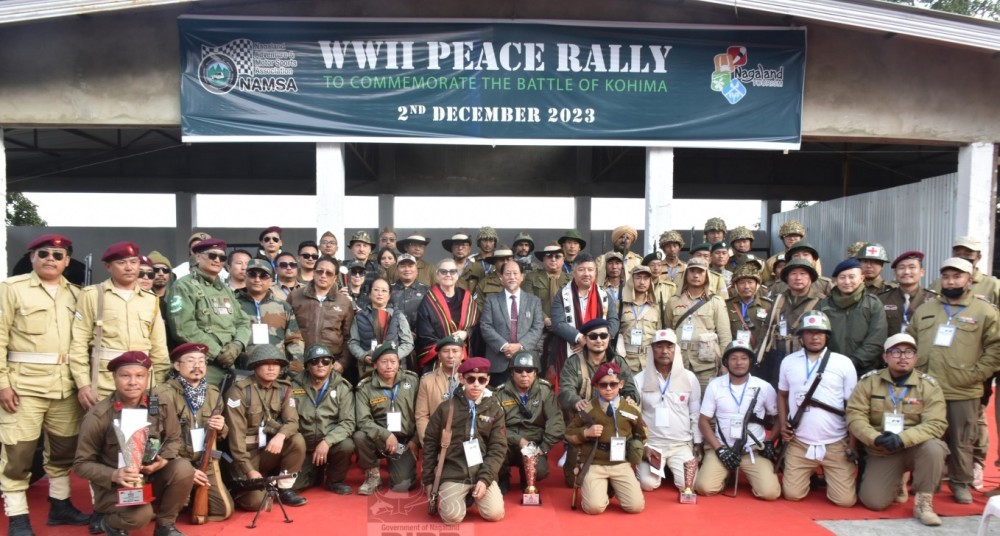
[0,0,199,25]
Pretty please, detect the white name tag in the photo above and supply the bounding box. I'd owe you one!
[681,321,695,342]
[610,436,626,462]
[251,323,269,345]
[655,406,670,427]
[463,439,484,466]
[630,328,643,347]
[257,424,266,449]
[387,410,402,432]
[190,427,206,453]
[934,324,956,347]
[778,320,788,337]
[729,418,744,440]
[735,330,752,347]
[884,413,905,434]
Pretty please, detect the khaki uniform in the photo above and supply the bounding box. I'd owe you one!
[235,288,305,367]
[931,269,1000,305]
[353,370,420,490]
[167,267,251,388]
[906,293,1000,487]
[386,259,435,288]
[596,251,643,288]
[878,287,936,336]
[847,368,948,510]
[768,277,834,299]
[152,379,234,521]
[664,292,732,394]
[70,280,169,400]
[565,397,647,515]
[74,392,194,531]
[522,270,572,367]
[616,299,661,373]
[458,259,490,292]
[0,272,81,516]
[474,271,504,310]
[661,261,686,281]
[864,276,898,297]
[672,269,730,299]
[725,295,773,352]
[421,393,507,525]
[414,364,460,446]
[289,370,355,491]
[223,375,306,510]
[494,378,565,484]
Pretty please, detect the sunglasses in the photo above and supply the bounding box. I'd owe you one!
[152,266,171,275]
[597,381,620,389]
[513,367,534,374]
[36,249,66,261]
[315,269,336,277]
[587,332,610,341]
[204,252,227,262]
[299,253,319,260]
[464,375,489,385]
[544,253,563,259]
[437,269,459,276]
[350,270,365,276]
[137,271,155,279]
[307,357,334,366]
[278,262,298,269]
[247,271,270,280]
[262,236,281,243]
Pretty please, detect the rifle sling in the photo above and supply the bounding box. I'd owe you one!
[430,398,456,500]
[788,349,833,429]
[672,297,709,331]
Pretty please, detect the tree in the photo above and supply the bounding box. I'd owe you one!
[882,0,1000,20]
[6,192,47,226]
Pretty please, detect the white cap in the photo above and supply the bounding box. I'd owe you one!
[652,329,678,344]
[884,333,917,351]
[940,257,973,274]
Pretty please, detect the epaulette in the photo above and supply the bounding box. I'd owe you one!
[625,398,641,409]
[420,370,435,379]
[356,376,372,388]
[760,295,774,304]
[139,287,157,297]
[920,373,938,386]
[537,378,553,388]
[860,369,880,381]
[401,369,419,380]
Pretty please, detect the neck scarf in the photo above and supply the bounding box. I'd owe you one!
[831,285,865,309]
[178,376,207,412]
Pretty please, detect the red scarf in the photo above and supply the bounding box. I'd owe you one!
[572,280,603,328]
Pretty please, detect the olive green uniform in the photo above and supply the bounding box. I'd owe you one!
[523,270,572,368]
[289,370,355,490]
[664,292,732,394]
[495,378,564,484]
[879,287,936,336]
[353,370,420,491]
[474,271,505,310]
[819,290,889,376]
[847,368,948,510]
[725,295,773,352]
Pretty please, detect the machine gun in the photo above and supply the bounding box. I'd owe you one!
[230,472,296,528]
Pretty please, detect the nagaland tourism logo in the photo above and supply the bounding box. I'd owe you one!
[710,45,784,105]
[197,38,299,95]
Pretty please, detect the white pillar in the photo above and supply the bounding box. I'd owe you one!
[645,147,674,255]
[174,192,196,260]
[956,142,997,273]
[0,128,7,278]
[316,143,346,246]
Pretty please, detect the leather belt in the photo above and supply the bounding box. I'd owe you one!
[8,352,65,365]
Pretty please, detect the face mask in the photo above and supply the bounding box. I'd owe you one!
[941,287,965,299]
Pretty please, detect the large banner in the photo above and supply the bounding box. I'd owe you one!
[179,17,806,148]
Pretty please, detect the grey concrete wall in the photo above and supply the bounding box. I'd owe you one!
[1,0,998,143]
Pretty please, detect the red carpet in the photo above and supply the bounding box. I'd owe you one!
[18,402,998,536]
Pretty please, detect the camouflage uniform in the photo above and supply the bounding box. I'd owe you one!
[235,287,304,369]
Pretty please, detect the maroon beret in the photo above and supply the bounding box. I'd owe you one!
[457,357,491,375]
[169,342,209,362]
[138,255,154,268]
[191,238,227,253]
[591,362,622,386]
[27,234,72,252]
[259,226,282,241]
[891,250,925,269]
[108,351,152,372]
[101,241,141,262]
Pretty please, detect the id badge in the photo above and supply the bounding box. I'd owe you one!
[655,406,670,427]
[190,427,206,453]
[387,410,402,432]
[735,330,752,347]
[257,424,266,449]
[681,320,695,342]
[630,328,644,347]
[610,437,626,462]
[934,324,956,347]
[778,319,788,337]
[251,323,269,345]
[729,418,744,440]
[463,439,484,466]
[884,413,905,434]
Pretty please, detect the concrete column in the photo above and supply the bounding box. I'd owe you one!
[0,128,6,278]
[174,192,195,261]
[316,143,346,246]
[574,196,591,238]
[645,147,674,255]
[760,199,781,232]
[378,194,394,232]
[956,142,997,273]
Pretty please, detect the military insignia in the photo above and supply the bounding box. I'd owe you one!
[884,305,897,311]
[756,309,767,319]
[169,295,184,313]
[370,396,388,405]
[390,341,397,350]
[333,306,343,312]
[501,400,516,407]
[292,389,306,396]
[330,391,336,399]
[288,398,296,408]
[402,381,412,390]
[227,398,241,408]
[620,410,638,421]
[679,395,686,402]
[416,292,423,297]
[955,316,977,325]
[442,392,451,401]
[74,311,83,320]
[531,400,539,406]
[478,415,492,423]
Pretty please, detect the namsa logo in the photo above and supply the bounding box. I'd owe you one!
[197,39,299,95]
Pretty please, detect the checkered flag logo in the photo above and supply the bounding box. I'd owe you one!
[202,39,255,76]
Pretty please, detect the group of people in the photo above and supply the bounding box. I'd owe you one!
[1,218,998,535]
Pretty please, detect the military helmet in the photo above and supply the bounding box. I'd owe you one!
[739,254,765,270]
[780,258,819,283]
[855,243,889,263]
[778,220,806,238]
[512,232,535,253]
[476,226,498,242]
[510,351,539,371]
[728,226,754,242]
[731,262,762,284]
[246,344,288,368]
[659,230,685,248]
[786,241,820,261]
[704,217,727,233]
[796,310,833,335]
[305,344,334,363]
[722,341,755,367]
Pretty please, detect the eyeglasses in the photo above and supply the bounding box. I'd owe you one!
[247,271,270,280]
[513,367,534,374]
[204,252,227,262]
[465,375,489,385]
[36,249,66,261]
[307,357,334,366]
[137,271,155,279]
[315,269,336,277]
[177,357,207,366]
[153,266,171,274]
[320,240,337,246]
[262,236,281,243]
[587,332,610,341]
[299,253,319,260]
[886,348,917,359]
[437,269,459,276]
[597,381,620,389]
[278,262,298,269]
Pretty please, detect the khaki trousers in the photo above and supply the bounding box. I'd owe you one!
[945,399,979,486]
[636,441,695,491]
[437,480,504,525]
[95,458,195,530]
[581,463,645,515]
[859,439,948,511]
[695,447,780,501]
[781,438,857,507]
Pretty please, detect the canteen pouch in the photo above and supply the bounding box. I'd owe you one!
[696,332,722,363]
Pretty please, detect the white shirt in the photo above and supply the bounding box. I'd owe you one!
[701,374,776,449]
[778,348,857,446]
[634,368,702,444]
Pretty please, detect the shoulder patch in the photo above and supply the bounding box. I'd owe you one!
[226,398,241,408]
[291,389,306,396]
[169,294,184,313]
[288,398,296,408]
[501,400,517,407]
[860,369,880,381]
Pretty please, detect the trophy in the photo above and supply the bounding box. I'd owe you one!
[113,416,156,506]
[521,442,541,505]
[679,458,698,504]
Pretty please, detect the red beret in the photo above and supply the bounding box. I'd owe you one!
[891,250,924,269]
[27,234,72,252]
[108,351,152,372]
[457,357,491,375]
[138,255,154,268]
[191,238,227,253]
[591,362,622,386]
[101,241,141,262]
[259,226,282,241]
[169,342,209,362]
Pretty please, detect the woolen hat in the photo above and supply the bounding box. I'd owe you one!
[832,258,862,278]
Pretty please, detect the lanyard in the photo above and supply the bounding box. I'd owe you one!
[608,287,619,302]
[740,300,751,320]
[606,396,621,437]
[804,355,822,382]
[468,400,477,440]
[384,384,400,411]
[519,392,530,406]
[184,396,200,428]
[253,300,262,322]
[889,385,910,413]
[252,385,271,425]
[728,378,749,410]
[943,303,967,325]
[659,372,672,401]
[631,303,648,321]
[313,377,331,408]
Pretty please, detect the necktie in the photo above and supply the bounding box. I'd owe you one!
[510,295,519,342]
[902,293,911,329]
[607,402,615,418]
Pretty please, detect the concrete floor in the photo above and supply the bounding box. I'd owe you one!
[820,515,987,536]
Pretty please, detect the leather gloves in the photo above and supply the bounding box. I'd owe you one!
[216,341,243,368]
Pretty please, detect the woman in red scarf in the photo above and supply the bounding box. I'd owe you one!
[415,259,480,373]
